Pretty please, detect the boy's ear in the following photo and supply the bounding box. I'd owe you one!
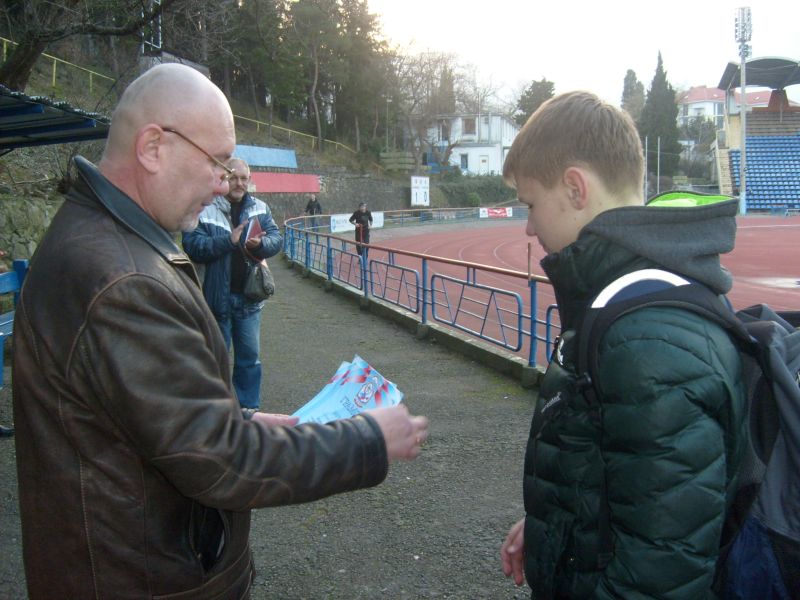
[562,167,589,209]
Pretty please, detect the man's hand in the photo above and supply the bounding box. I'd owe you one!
[250,412,299,427]
[500,518,526,586]
[244,234,263,251]
[230,223,245,244]
[363,404,429,462]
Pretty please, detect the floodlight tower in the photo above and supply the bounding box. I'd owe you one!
[735,7,752,215]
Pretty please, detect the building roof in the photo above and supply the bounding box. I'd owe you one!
[734,90,773,106]
[678,85,779,108]
[234,144,298,170]
[677,86,726,104]
[0,85,110,154]
[717,57,800,91]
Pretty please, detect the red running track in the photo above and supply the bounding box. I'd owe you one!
[379,215,800,313]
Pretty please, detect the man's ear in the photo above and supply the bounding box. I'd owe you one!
[136,125,163,175]
[562,167,589,209]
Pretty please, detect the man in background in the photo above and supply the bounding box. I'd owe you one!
[13,63,428,600]
[183,158,278,409]
[304,193,322,230]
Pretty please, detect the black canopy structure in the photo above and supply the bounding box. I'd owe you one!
[718,56,800,91]
[0,85,110,156]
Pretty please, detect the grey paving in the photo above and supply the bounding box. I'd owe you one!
[0,254,539,599]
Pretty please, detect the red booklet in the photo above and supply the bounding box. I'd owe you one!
[245,218,263,242]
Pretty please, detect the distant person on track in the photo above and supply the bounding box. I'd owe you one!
[12,62,429,600]
[499,91,746,598]
[349,201,373,256]
[304,193,322,230]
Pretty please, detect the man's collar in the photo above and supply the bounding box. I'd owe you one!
[225,191,250,205]
[73,156,186,264]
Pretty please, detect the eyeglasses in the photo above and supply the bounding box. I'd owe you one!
[160,126,234,183]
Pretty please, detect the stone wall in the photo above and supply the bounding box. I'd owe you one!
[0,168,415,264]
[0,190,64,262]
[258,166,411,226]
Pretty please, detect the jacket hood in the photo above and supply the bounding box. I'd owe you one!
[213,194,232,215]
[580,194,738,293]
[540,193,738,327]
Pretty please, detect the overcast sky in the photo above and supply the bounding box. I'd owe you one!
[367,0,800,107]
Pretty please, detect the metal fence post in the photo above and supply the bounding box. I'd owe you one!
[528,279,538,367]
[421,259,429,325]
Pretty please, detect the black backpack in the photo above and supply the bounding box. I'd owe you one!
[574,268,800,599]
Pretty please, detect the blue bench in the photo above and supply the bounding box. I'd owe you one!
[0,259,29,389]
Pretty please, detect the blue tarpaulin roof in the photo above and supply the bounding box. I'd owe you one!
[234,144,297,169]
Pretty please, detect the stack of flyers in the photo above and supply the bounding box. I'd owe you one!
[293,355,404,424]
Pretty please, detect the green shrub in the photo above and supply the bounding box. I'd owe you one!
[433,175,516,207]
[465,191,481,206]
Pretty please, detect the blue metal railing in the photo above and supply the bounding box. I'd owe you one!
[283,208,559,367]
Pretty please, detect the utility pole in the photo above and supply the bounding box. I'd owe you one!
[735,7,752,215]
[657,136,661,195]
[385,97,392,152]
[644,136,649,199]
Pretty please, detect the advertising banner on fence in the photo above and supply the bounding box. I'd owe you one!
[479,207,513,219]
[330,212,384,233]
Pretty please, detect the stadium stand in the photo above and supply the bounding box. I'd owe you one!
[729,130,800,211]
[717,59,800,213]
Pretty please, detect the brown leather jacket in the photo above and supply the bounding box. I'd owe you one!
[12,157,389,599]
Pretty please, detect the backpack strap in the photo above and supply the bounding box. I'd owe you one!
[577,270,752,398]
[575,269,754,571]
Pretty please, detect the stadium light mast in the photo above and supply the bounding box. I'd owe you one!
[735,7,752,216]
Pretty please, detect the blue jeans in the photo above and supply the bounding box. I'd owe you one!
[218,293,262,409]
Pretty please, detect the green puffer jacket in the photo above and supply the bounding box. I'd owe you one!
[523,196,748,599]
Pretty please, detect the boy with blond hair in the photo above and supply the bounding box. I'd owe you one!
[500,91,746,598]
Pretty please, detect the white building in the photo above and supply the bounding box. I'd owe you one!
[676,86,727,129]
[676,85,772,130]
[424,113,519,176]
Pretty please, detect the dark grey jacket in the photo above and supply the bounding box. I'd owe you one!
[524,198,748,599]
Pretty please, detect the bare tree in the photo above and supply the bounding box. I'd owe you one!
[0,0,183,91]
[456,64,500,114]
[159,2,240,67]
[393,50,460,171]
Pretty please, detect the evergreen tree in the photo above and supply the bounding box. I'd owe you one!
[681,117,717,151]
[332,0,390,151]
[433,67,456,114]
[203,0,303,122]
[621,69,645,122]
[638,53,682,177]
[288,0,343,147]
[513,78,554,127]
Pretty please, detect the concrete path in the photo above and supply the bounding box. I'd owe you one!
[0,254,538,599]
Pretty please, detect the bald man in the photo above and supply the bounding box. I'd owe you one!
[183,158,281,409]
[12,63,428,600]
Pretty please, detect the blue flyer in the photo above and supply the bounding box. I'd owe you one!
[293,355,404,424]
